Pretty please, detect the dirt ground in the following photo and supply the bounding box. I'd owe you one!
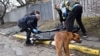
[0,22,17,29]
[0,35,95,56]
[0,22,100,56]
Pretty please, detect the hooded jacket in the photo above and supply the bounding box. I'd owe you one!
[18,15,38,29]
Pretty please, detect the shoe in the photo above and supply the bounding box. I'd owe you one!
[25,43,33,46]
[83,35,87,38]
[20,29,25,32]
[82,33,88,38]
[25,41,33,46]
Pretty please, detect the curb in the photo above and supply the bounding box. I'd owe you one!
[13,34,100,56]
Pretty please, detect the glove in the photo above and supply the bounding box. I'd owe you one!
[32,28,42,34]
[32,28,39,34]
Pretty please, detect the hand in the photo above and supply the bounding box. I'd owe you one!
[32,29,42,34]
[32,29,39,34]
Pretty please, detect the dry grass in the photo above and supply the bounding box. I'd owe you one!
[0,22,17,29]
[39,19,59,30]
[82,17,100,35]
[39,17,100,35]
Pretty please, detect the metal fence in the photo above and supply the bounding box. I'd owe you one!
[4,0,100,22]
[53,0,100,17]
[79,0,100,17]
[4,1,53,22]
[27,1,53,20]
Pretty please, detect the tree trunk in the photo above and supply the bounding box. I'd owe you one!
[0,16,4,25]
[0,5,6,25]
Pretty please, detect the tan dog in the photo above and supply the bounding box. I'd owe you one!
[54,31,81,56]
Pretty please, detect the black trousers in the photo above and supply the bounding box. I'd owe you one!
[25,29,31,43]
[65,5,86,33]
[18,23,32,43]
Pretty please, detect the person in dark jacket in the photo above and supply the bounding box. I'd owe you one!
[18,11,40,45]
[64,0,87,37]
[55,3,80,32]
[55,4,68,28]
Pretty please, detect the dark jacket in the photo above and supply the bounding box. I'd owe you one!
[18,15,38,30]
[57,10,63,23]
[57,9,68,23]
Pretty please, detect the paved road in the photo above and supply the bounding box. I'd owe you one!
[0,26,100,56]
[0,26,100,48]
[1,35,88,56]
[0,35,57,56]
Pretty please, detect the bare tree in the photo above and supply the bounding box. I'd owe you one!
[17,0,49,6]
[25,0,37,3]
[0,0,9,25]
[16,0,25,6]
[16,0,37,7]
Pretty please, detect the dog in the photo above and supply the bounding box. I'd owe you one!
[54,31,81,56]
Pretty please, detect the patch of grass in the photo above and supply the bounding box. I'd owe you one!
[82,17,100,35]
[39,17,100,35]
[39,19,59,30]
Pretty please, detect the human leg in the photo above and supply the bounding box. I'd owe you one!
[76,6,87,37]
[25,29,32,44]
[65,11,76,32]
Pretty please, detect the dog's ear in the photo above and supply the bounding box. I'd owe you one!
[68,32,76,40]
[72,33,82,43]
[72,33,76,37]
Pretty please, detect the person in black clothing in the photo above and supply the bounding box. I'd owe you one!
[55,4,68,28]
[55,4,80,32]
[18,10,40,45]
[64,1,87,37]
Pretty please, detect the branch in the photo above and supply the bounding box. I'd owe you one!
[0,0,5,5]
[0,0,9,6]
[5,0,9,5]
[16,0,25,5]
